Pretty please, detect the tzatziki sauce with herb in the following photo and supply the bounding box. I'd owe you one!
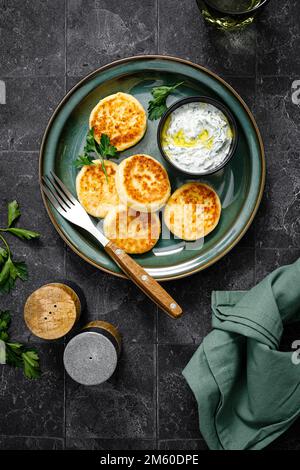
[161,101,233,173]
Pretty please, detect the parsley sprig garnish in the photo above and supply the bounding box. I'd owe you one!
[0,201,40,294]
[74,128,118,181]
[0,310,41,379]
[148,82,184,120]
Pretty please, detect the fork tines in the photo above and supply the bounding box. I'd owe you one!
[42,172,78,215]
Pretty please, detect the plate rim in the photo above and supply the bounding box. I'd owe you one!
[39,54,265,281]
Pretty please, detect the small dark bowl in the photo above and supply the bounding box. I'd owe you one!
[157,96,238,176]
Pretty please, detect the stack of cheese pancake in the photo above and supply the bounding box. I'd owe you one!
[76,92,221,254]
[116,154,171,213]
[76,160,120,218]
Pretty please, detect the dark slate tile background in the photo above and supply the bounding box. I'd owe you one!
[0,0,299,451]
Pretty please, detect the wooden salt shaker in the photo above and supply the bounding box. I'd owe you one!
[63,321,121,386]
[24,281,86,340]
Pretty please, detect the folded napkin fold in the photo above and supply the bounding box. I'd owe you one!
[183,258,300,450]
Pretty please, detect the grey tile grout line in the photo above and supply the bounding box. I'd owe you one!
[0,434,202,443]
[0,75,66,79]
[255,247,300,251]
[63,363,66,449]
[155,349,159,449]
[156,0,159,55]
[0,150,39,153]
[155,305,159,450]
[36,340,214,346]
[0,435,197,441]
[254,17,258,286]
[158,438,206,441]
[63,244,67,450]
[64,0,68,94]
[0,435,65,441]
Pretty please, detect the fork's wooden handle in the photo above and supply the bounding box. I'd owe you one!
[105,241,182,319]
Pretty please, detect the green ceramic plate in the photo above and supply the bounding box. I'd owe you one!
[40,56,265,281]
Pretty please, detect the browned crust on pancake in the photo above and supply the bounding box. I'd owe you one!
[103,207,161,254]
[164,182,221,240]
[116,154,171,212]
[89,92,146,151]
[123,155,170,203]
[76,160,119,218]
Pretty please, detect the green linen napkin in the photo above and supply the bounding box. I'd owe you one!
[183,258,300,450]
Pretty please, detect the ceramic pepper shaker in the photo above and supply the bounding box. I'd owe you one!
[63,321,121,385]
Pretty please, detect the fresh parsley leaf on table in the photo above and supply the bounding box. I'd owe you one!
[0,258,28,294]
[7,200,21,227]
[148,82,184,120]
[22,349,41,379]
[0,310,41,379]
[74,129,118,180]
[0,200,40,294]
[6,228,42,240]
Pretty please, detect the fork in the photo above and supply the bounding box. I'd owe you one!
[41,172,182,319]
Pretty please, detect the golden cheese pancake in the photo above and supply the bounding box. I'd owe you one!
[164,182,221,241]
[76,160,120,218]
[89,92,147,151]
[103,206,161,254]
[116,154,171,213]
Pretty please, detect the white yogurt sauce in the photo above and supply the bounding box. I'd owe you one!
[161,101,233,173]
